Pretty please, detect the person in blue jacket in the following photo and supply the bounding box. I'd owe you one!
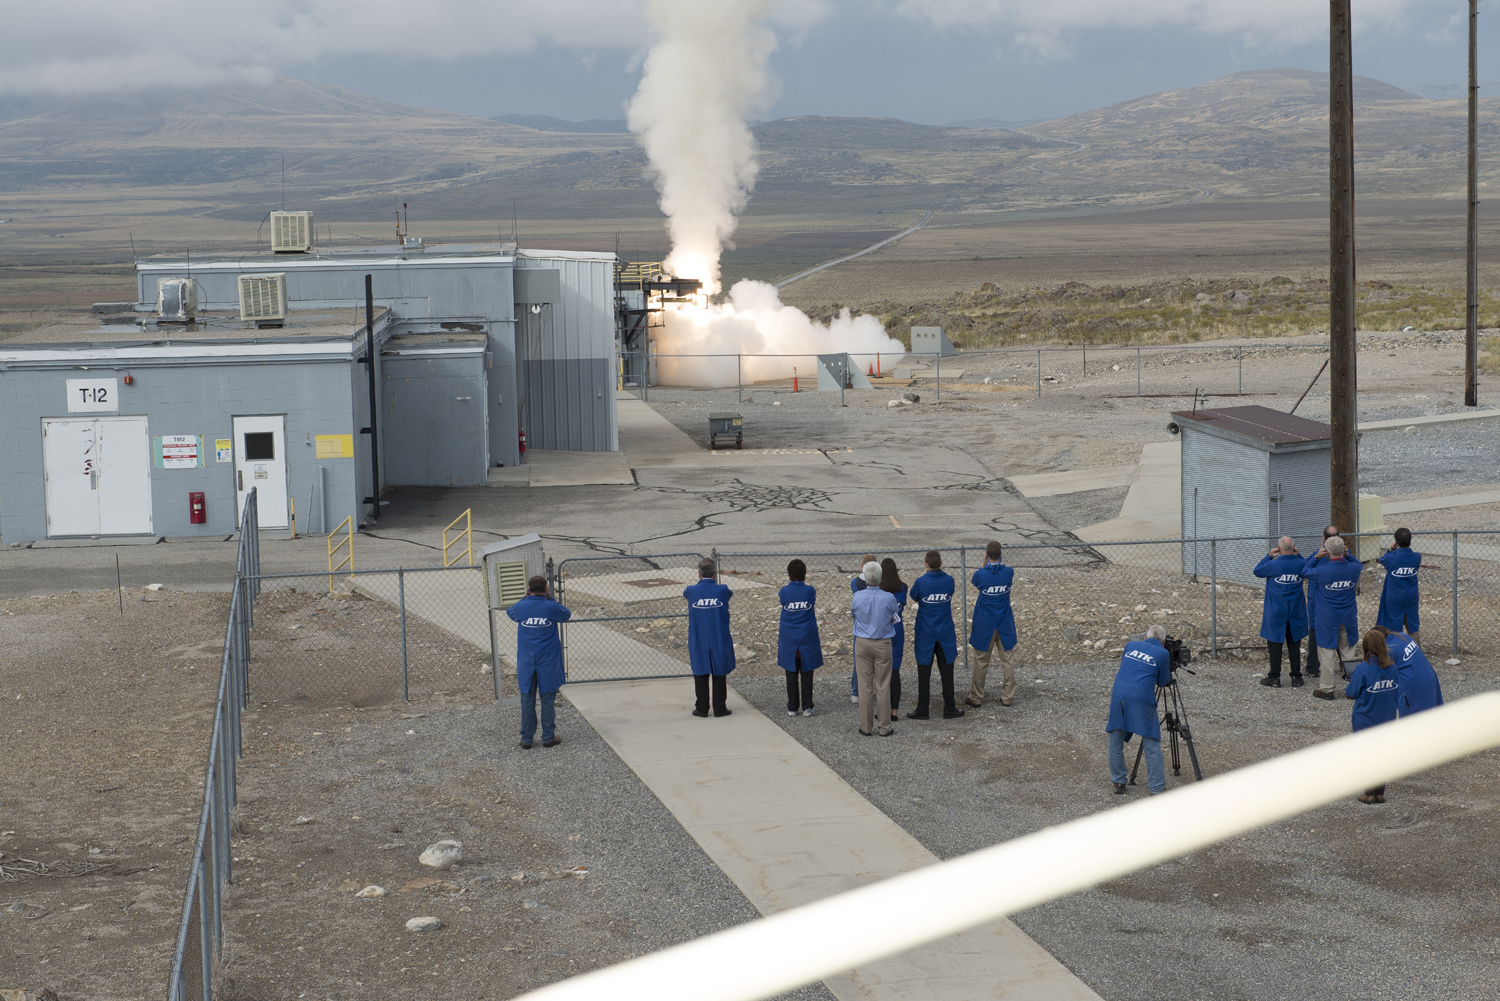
[684,558,735,718]
[505,575,572,749]
[966,540,1017,708]
[907,550,964,720]
[778,559,823,717]
[1254,536,1309,688]
[1304,524,1340,678]
[880,558,908,721]
[1376,527,1422,642]
[1346,629,1401,804]
[848,553,877,703]
[1374,625,1444,717]
[1106,625,1173,795]
[1305,535,1363,700]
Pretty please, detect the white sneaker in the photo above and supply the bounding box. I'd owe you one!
[787,709,797,716]
[802,708,815,717]
[849,694,859,704]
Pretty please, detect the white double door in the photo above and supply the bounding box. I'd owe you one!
[233,415,289,530]
[41,416,154,537]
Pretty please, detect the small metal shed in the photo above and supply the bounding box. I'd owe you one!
[1169,405,1332,586]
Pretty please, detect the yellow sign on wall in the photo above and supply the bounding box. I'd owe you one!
[315,434,354,459]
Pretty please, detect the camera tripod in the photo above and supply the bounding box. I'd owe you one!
[1130,671,1203,785]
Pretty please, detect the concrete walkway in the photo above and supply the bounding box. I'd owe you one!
[564,678,1103,1001]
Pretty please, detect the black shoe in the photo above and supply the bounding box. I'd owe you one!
[942,708,966,719]
[1313,690,1336,701]
[713,708,733,717]
[1260,676,1281,687]
[1290,676,1304,687]
[543,736,561,748]
[692,708,709,718]
[858,729,873,737]
[1305,668,1321,678]
[905,711,929,720]
[1113,782,1127,795]
[964,697,983,708]
[519,740,534,750]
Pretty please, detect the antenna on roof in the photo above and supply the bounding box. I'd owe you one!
[281,156,286,211]
[512,198,518,247]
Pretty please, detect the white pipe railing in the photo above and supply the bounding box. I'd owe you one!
[513,693,1500,1001]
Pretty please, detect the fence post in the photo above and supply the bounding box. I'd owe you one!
[490,608,504,701]
[1237,346,1243,396]
[959,546,969,680]
[197,859,213,1000]
[1452,530,1460,654]
[711,547,720,583]
[935,351,940,403]
[1036,350,1042,398]
[737,354,742,404]
[1137,346,1141,397]
[1210,539,1218,659]
[398,569,410,702]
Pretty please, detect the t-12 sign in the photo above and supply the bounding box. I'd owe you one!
[66,378,120,413]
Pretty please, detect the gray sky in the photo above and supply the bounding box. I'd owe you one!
[5,1,1497,124]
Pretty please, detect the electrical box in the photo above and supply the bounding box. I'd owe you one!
[481,533,546,609]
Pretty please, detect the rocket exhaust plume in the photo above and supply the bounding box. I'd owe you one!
[628,0,905,387]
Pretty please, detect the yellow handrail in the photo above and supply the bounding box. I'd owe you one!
[327,514,354,591]
[443,508,473,567]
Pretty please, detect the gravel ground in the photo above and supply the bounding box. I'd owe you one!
[1358,421,1500,496]
[728,652,1500,1001]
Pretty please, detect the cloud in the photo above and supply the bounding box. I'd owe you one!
[0,0,653,94]
[895,0,1447,56]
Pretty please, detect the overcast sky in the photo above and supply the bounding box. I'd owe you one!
[6,1,1498,124]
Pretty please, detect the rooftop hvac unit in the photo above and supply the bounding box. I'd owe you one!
[270,210,314,253]
[238,273,287,324]
[156,278,198,321]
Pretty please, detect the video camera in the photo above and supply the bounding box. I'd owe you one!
[1162,635,1193,672]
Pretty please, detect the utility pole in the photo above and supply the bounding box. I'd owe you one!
[1329,0,1359,535]
[1466,0,1480,407]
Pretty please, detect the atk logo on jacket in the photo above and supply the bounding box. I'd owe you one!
[981,584,1010,595]
[783,600,811,610]
[1391,566,1418,577]
[921,592,951,603]
[1369,678,1397,692]
[1125,648,1158,664]
[521,617,554,628]
[693,598,723,608]
[1274,574,1301,584]
[1327,579,1355,590]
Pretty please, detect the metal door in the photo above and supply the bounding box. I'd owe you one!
[233,415,289,529]
[97,416,153,535]
[42,418,102,536]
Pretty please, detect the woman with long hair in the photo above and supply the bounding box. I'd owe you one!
[1346,628,1401,804]
[880,558,907,721]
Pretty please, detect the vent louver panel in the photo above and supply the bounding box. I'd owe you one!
[270,211,313,253]
[238,273,287,321]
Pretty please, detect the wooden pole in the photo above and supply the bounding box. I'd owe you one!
[1466,0,1480,407]
[1329,0,1359,535]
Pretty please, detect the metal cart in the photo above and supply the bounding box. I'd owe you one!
[708,412,743,449]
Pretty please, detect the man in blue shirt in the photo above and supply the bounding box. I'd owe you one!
[1304,524,1340,678]
[684,558,736,718]
[1253,537,1309,688]
[907,550,964,720]
[1305,536,1363,701]
[1106,625,1173,795]
[848,553,877,704]
[505,576,573,749]
[851,561,900,736]
[966,540,1017,708]
[1376,527,1422,643]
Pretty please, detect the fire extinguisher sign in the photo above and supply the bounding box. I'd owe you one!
[154,435,205,469]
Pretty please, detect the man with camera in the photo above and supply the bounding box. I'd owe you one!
[1254,537,1309,687]
[1106,625,1174,796]
[1377,527,1422,644]
[1304,536,1363,700]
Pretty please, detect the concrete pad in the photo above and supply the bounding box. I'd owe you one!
[524,449,634,487]
[564,678,1102,1001]
[561,567,767,606]
[31,535,162,548]
[1118,441,1180,522]
[1073,517,1182,544]
[1383,489,1500,515]
[636,447,838,469]
[1357,409,1500,432]
[487,465,531,487]
[618,396,702,456]
[1008,465,1136,498]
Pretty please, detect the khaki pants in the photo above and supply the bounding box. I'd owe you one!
[854,636,893,735]
[1315,626,1361,694]
[969,633,1016,705]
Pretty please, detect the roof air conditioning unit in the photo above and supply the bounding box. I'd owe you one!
[238,273,288,325]
[156,278,198,321]
[270,210,314,253]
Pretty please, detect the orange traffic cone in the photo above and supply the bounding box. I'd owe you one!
[793,367,799,392]
[868,362,874,376]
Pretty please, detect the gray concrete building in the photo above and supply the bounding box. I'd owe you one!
[0,241,619,544]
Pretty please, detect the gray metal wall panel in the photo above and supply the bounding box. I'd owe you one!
[1267,446,1332,550]
[0,360,360,544]
[522,358,612,451]
[1180,425,1270,586]
[515,253,618,452]
[381,352,489,486]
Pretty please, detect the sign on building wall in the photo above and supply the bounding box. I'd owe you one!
[65,378,119,413]
[315,434,354,458]
[215,438,233,463]
[154,435,204,469]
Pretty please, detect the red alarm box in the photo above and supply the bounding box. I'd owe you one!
[189,491,206,525]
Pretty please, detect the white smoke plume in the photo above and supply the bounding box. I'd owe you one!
[627,0,779,295]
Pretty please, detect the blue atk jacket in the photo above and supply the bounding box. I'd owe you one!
[684,578,735,676]
[505,594,572,694]
[1106,639,1172,741]
[969,562,1017,652]
[909,569,957,664]
[1254,553,1309,643]
[1376,547,1422,633]
[1303,554,1362,641]
[1345,658,1400,732]
[777,581,823,671]
[1386,632,1443,716]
